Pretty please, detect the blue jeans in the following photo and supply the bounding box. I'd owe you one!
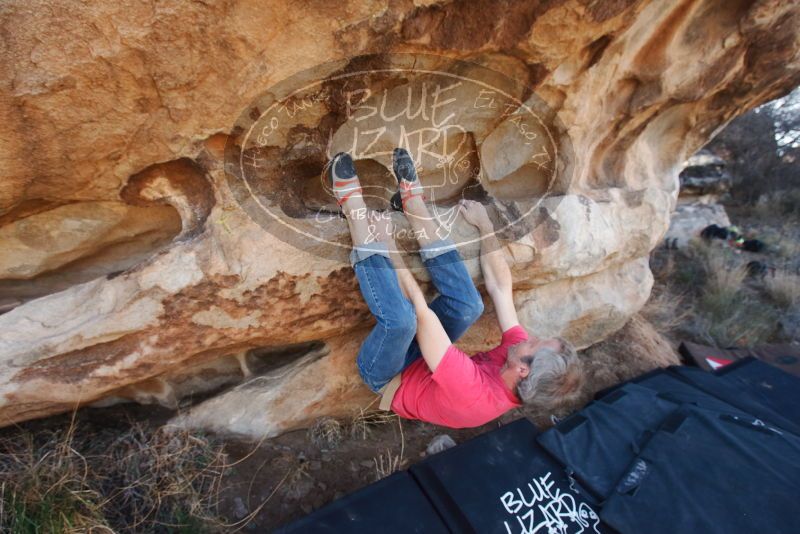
[352,239,484,392]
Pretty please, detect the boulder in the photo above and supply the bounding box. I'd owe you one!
[1,0,799,436]
[664,201,732,249]
[0,202,181,304]
[665,149,733,249]
[679,150,732,201]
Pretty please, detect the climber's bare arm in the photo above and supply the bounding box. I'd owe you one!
[413,297,452,373]
[459,200,520,332]
[392,253,451,373]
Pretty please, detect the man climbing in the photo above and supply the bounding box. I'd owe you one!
[330,148,583,428]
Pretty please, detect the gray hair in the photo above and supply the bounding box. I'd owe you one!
[516,337,583,407]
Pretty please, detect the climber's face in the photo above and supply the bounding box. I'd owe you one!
[502,337,563,381]
[508,337,562,363]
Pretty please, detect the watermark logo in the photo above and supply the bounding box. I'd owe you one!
[224,53,571,260]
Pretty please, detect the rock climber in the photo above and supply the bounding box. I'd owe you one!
[330,148,584,428]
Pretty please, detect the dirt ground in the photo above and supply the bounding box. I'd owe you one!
[0,400,509,531]
[217,414,500,530]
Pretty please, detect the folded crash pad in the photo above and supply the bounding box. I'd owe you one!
[537,383,681,501]
[598,365,800,436]
[715,356,800,429]
[601,405,800,534]
[669,364,800,436]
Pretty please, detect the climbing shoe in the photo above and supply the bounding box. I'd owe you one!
[390,148,425,211]
[329,152,363,206]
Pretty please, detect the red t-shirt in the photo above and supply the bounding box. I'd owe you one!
[390,326,527,428]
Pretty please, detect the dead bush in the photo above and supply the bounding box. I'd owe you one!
[307,417,343,449]
[697,244,747,297]
[650,240,783,348]
[0,418,225,533]
[764,271,800,310]
[692,295,780,347]
[641,286,690,335]
[349,409,397,441]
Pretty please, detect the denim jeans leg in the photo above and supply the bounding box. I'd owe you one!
[423,240,484,340]
[401,239,484,366]
[353,251,417,392]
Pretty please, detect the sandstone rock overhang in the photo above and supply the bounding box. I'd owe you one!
[0,0,798,437]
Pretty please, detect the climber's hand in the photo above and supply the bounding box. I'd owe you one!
[459,200,491,231]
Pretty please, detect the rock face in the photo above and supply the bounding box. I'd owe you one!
[678,150,732,201]
[664,149,734,249]
[664,201,732,249]
[1,0,799,436]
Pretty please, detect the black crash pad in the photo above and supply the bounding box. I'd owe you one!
[409,418,610,534]
[618,368,756,416]
[274,471,449,533]
[716,356,800,429]
[537,383,684,501]
[597,365,800,436]
[669,364,800,436]
[601,405,800,534]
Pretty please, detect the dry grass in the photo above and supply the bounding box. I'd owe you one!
[764,271,800,310]
[693,295,779,347]
[760,228,800,260]
[372,449,402,480]
[349,409,398,441]
[641,286,691,335]
[649,241,783,348]
[372,418,404,481]
[307,417,343,449]
[753,189,800,221]
[689,244,745,322]
[696,243,748,297]
[308,410,404,482]
[775,237,800,261]
[695,250,776,347]
[0,417,226,533]
[307,409,398,448]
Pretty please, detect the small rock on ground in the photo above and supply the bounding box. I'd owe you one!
[426,434,456,455]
